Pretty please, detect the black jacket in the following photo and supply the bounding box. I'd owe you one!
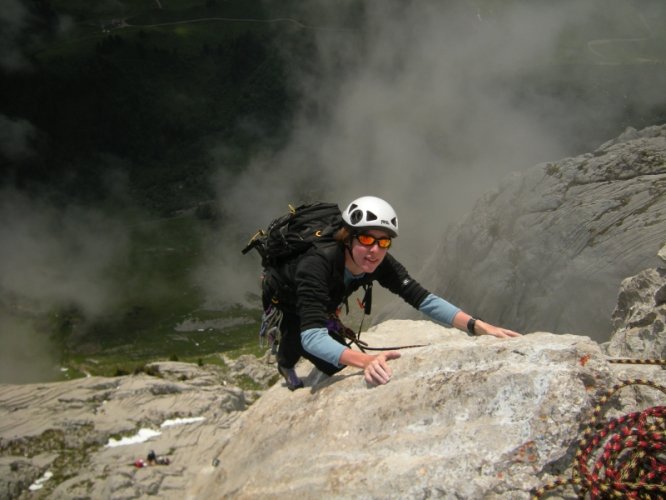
[267,242,430,331]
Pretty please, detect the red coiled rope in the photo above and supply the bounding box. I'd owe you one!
[533,378,666,499]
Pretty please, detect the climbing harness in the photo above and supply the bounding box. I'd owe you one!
[325,283,428,353]
[531,361,666,499]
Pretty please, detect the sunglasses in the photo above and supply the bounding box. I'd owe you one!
[356,233,392,249]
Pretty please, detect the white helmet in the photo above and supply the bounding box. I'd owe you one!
[342,196,399,237]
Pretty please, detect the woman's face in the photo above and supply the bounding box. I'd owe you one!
[345,229,392,275]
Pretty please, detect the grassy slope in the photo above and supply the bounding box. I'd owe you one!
[53,212,265,379]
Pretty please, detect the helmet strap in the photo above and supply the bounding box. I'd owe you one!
[344,241,356,263]
[344,235,362,269]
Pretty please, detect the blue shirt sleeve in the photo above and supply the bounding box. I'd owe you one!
[419,293,461,326]
[301,327,347,367]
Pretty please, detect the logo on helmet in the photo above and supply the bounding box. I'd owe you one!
[350,209,363,224]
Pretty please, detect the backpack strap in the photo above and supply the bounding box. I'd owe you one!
[361,283,372,315]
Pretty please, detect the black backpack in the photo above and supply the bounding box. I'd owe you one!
[241,202,344,268]
[242,201,346,313]
[243,202,373,348]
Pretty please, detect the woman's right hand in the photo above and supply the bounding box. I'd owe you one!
[363,351,401,385]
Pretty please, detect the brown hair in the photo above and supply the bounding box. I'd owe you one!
[334,226,353,244]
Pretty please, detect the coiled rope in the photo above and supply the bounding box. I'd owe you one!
[532,363,666,499]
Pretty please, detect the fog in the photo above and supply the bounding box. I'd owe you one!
[0,0,73,72]
[0,189,131,315]
[0,189,131,382]
[0,0,31,71]
[0,314,59,384]
[199,0,665,304]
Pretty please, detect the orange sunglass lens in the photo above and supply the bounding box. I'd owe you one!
[357,234,391,249]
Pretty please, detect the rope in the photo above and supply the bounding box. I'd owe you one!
[333,317,429,353]
[608,358,666,366]
[532,378,666,499]
[351,343,429,351]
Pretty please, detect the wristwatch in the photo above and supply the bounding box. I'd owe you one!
[466,317,478,335]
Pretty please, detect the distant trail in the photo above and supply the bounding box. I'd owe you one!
[119,17,359,33]
[586,0,662,64]
[586,37,658,64]
[31,15,357,56]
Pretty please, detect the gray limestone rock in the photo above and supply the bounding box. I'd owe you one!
[602,245,666,411]
[190,323,621,499]
[2,319,664,499]
[606,267,666,360]
[0,361,265,499]
[381,125,666,343]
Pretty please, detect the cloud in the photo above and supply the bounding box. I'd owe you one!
[0,114,37,161]
[0,189,130,317]
[0,313,58,383]
[0,0,32,71]
[201,0,666,309]
[203,0,664,300]
[0,0,74,73]
[238,3,586,229]
[0,186,135,383]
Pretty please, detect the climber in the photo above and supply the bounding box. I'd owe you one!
[263,196,521,390]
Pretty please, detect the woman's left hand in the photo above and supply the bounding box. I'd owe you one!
[476,321,522,338]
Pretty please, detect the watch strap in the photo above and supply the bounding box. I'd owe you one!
[467,317,477,335]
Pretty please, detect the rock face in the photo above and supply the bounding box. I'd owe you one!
[1,321,664,498]
[0,359,274,499]
[383,125,666,342]
[600,244,666,413]
[605,243,666,361]
[189,324,664,499]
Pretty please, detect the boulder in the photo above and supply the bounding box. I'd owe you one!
[602,243,666,411]
[605,248,666,361]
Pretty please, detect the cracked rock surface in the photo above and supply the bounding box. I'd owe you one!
[384,125,666,342]
[0,359,274,499]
